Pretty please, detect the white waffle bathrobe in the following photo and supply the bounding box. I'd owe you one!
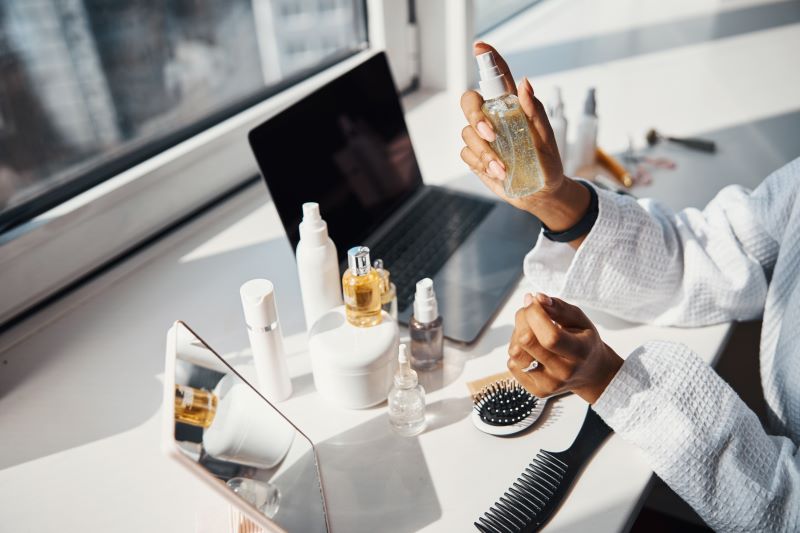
[524,158,800,531]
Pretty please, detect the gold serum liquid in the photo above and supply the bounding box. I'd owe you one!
[342,246,383,327]
[476,51,544,198]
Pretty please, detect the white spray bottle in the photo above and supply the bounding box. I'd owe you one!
[548,87,568,167]
[572,87,598,173]
[296,202,342,330]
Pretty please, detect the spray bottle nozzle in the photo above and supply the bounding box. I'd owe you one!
[584,88,597,116]
[302,202,321,221]
[476,51,507,101]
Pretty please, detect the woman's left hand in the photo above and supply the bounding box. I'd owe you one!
[507,293,624,404]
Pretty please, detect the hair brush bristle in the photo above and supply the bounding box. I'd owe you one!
[473,378,537,427]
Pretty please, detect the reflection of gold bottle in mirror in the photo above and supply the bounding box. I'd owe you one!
[342,246,382,327]
[174,384,217,428]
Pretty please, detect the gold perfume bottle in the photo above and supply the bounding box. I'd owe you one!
[174,384,217,428]
[342,246,382,327]
[373,258,398,320]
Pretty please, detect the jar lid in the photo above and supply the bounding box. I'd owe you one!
[308,306,398,374]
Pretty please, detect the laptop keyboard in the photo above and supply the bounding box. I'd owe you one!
[371,189,495,312]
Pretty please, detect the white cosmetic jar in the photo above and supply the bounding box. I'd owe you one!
[309,306,398,409]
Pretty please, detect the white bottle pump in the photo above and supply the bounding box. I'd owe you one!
[413,278,439,324]
[548,87,568,165]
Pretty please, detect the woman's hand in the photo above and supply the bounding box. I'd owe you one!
[506,293,623,404]
[459,42,565,209]
[459,42,592,246]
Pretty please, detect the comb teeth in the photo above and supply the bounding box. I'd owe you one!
[473,378,538,426]
[475,451,567,532]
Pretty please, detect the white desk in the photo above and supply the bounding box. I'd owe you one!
[2,1,799,531]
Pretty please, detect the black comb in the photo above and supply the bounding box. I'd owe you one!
[475,407,612,532]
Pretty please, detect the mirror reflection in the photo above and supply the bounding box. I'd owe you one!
[170,322,327,532]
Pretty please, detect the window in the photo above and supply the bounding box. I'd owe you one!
[0,0,368,234]
[0,0,373,328]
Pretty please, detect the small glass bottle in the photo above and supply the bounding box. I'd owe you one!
[476,51,544,198]
[373,258,398,321]
[342,246,383,327]
[227,477,281,518]
[174,384,217,428]
[388,344,426,436]
[409,278,444,370]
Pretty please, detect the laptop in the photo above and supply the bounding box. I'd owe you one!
[248,52,540,344]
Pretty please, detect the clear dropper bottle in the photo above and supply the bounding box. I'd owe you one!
[476,51,545,198]
[388,344,426,436]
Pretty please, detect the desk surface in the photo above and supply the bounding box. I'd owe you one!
[2,1,799,531]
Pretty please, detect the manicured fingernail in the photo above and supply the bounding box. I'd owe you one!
[489,161,504,180]
[523,293,534,306]
[477,121,496,142]
[488,160,505,179]
[520,332,532,344]
[536,293,553,307]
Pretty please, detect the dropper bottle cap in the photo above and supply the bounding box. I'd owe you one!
[395,344,418,388]
[476,51,507,100]
[413,278,438,324]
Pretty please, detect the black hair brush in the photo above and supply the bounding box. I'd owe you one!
[471,378,547,437]
[475,407,612,532]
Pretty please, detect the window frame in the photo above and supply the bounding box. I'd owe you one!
[0,45,380,328]
[0,0,427,329]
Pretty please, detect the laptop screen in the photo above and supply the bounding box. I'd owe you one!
[248,52,424,259]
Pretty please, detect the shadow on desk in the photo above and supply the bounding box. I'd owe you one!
[316,397,471,532]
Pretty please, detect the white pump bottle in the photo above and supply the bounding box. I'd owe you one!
[296,202,342,330]
[548,87,568,166]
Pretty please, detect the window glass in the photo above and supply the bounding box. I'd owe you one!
[0,0,367,232]
[474,0,544,35]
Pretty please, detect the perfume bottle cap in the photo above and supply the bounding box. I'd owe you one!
[413,278,439,324]
[347,246,371,276]
[299,202,329,246]
[240,279,279,329]
[476,51,507,101]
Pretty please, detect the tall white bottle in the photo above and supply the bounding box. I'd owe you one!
[296,202,342,329]
[572,87,598,173]
[240,279,293,401]
[548,87,568,166]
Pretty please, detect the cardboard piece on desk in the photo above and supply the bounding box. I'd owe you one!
[466,370,514,399]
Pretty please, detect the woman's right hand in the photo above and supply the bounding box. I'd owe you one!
[459,42,592,247]
[459,42,566,213]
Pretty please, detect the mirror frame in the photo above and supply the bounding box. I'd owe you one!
[161,320,330,532]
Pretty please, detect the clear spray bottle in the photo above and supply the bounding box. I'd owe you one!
[409,278,443,370]
[388,344,426,437]
[476,51,545,198]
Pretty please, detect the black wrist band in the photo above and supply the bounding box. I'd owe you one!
[541,181,598,243]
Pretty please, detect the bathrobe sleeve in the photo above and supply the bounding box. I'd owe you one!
[523,160,800,531]
[524,177,784,327]
[593,341,800,531]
